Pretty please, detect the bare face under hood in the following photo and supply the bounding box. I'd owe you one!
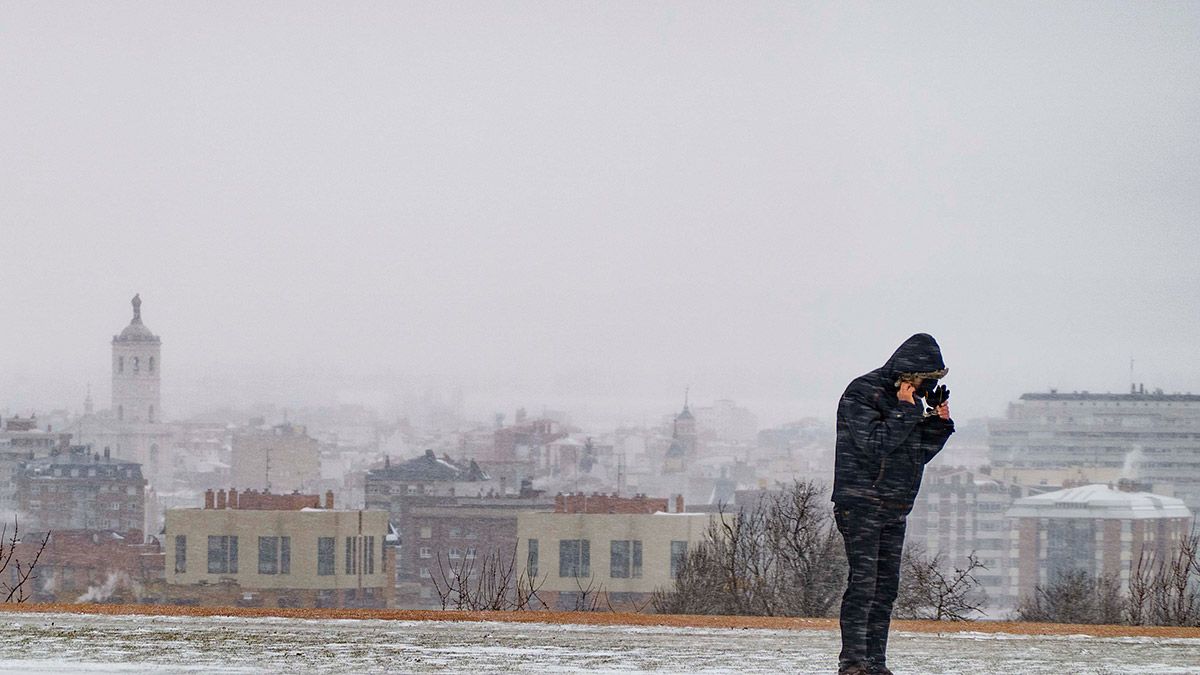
[881,333,949,385]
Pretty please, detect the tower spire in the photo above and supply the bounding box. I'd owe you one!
[131,293,142,323]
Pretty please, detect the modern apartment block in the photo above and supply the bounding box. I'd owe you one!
[1006,483,1193,602]
[165,490,393,608]
[989,388,1200,511]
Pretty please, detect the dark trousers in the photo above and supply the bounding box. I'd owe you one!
[834,500,908,668]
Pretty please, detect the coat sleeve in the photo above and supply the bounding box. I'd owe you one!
[919,417,955,464]
[841,386,925,461]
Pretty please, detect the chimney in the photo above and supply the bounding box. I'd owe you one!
[325,490,334,509]
[500,476,507,497]
[216,489,227,509]
[104,446,110,459]
[204,489,215,509]
[229,488,239,509]
[675,494,684,513]
[555,493,565,513]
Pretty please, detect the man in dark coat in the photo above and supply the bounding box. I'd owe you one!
[832,333,954,675]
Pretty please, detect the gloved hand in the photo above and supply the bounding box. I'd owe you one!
[924,384,949,409]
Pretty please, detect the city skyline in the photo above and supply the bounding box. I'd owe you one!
[4,3,1199,428]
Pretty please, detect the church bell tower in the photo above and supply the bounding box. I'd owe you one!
[112,293,162,423]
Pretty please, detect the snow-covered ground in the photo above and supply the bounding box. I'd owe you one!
[0,612,1196,674]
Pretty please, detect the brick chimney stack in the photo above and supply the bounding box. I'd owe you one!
[229,488,239,509]
[216,489,227,510]
[325,490,334,509]
[675,494,684,513]
[204,489,215,509]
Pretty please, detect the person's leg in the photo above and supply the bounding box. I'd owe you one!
[865,508,907,670]
[836,503,884,670]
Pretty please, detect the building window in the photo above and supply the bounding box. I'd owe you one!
[133,357,140,372]
[419,526,431,539]
[559,539,590,578]
[345,536,358,574]
[670,541,688,579]
[465,546,476,560]
[419,567,431,579]
[610,540,641,579]
[527,539,539,577]
[318,537,335,576]
[448,526,462,539]
[174,535,186,574]
[259,536,282,575]
[207,535,238,575]
[149,356,155,373]
[280,536,291,574]
[365,536,375,575]
[419,546,432,559]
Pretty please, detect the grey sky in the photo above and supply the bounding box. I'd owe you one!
[2,2,1198,426]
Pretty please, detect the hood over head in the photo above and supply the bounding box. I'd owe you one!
[881,333,948,383]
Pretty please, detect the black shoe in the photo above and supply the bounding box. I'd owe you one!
[867,663,893,675]
[838,663,871,675]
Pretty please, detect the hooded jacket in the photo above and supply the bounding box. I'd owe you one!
[832,333,954,506]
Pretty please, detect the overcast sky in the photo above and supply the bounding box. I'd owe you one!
[2,2,1198,427]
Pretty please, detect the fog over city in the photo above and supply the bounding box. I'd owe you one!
[3,6,1200,669]
[3,3,1198,427]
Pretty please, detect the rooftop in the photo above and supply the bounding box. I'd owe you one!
[1007,483,1192,520]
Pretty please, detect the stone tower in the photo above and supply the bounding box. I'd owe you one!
[673,389,698,455]
[112,293,162,423]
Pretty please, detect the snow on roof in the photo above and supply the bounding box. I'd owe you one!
[1007,484,1192,520]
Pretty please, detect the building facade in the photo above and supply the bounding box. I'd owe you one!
[16,445,146,539]
[989,389,1200,511]
[230,423,321,494]
[1005,483,1193,602]
[516,510,712,611]
[907,467,1046,612]
[165,491,393,608]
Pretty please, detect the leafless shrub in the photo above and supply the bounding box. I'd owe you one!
[894,547,986,621]
[570,573,604,612]
[1017,569,1106,624]
[1127,535,1200,627]
[652,480,846,617]
[431,546,547,611]
[0,520,49,603]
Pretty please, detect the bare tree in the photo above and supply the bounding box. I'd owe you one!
[431,545,547,611]
[767,482,847,617]
[651,480,846,617]
[1127,535,1200,627]
[894,547,987,621]
[0,520,49,603]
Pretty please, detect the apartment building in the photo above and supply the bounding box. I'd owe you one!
[165,489,392,608]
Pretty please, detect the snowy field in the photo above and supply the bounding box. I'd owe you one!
[0,612,1196,674]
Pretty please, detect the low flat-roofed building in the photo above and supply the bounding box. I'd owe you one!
[165,490,392,608]
[516,510,713,611]
[1006,482,1193,603]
